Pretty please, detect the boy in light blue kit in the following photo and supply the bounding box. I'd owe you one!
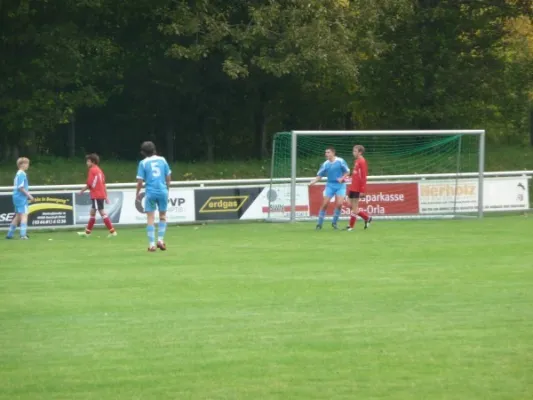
[6,157,34,240]
[309,147,350,230]
[135,141,172,252]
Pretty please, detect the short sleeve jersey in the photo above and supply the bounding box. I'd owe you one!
[12,170,28,202]
[317,157,350,184]
[350,157,368,192]
[87,165,107,199]
[136,156,171,195]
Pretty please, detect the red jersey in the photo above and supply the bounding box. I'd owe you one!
[87,165,107,199]
[350,157,368,193]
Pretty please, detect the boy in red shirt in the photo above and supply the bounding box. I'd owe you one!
[347,145,372,231]
[78,153,117,237]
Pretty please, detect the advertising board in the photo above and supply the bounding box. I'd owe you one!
[239,184,310,219]
[110,189,195,224]
[308,183,420,216]
[418,177,529,213]
[194,187,263,221]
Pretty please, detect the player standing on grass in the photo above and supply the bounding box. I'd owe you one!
[78,154,117,238]
[6,157,33,240]
[346,145,372,231]
[309,147,350,230]
[136,141,171,252]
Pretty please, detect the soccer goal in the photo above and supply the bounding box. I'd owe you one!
[267,130,485,222]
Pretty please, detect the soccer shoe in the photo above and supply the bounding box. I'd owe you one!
[364,217,373,230]
[108,231,117,238]
[20,236,29,240]
[315,225,322,230]
[147,246,157,252]
[345,227,353,232]
[5,236,13,240]
[77,232,90,237]
[157,241,167,251]
[332,223,338,230]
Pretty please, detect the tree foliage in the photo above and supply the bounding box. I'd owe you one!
[0,0,531,162]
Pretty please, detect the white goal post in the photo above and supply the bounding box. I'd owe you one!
[269,130,486,222]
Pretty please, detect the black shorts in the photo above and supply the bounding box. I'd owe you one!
[91,199,105,210]
[348,191,360,199]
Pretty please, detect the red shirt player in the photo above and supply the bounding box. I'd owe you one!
[347,145,372,231]
[77,153,117,237]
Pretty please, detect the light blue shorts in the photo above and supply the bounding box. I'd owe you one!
[323,184,346,199]
[144,192,168,213]
[13,199,28,214]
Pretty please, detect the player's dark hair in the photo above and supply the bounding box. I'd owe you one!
[141,141,156,157]
[326,147,336,154]
[85,153,100,165]
[354,145,365,155]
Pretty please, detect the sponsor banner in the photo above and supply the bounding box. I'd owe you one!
[419,179,478,213]
[118,189,195,223]
[0,195,15,227]
[75,191,124,225]
[419,177,529,213]
[28,193,74,227]
[483,177,529,211]
[194,187,263,221]
[309,183,419,216]
[1,193,75,227]
[240,184,310,219]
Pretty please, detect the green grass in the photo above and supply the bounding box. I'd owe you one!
[0,144,532,186]
[1,217,533,399]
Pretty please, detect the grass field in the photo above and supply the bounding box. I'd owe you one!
[1,218,533,399]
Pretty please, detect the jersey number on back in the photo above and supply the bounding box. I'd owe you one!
[150,162,161,177]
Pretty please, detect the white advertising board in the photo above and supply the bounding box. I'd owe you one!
[419,177,529,214]
[483,177,529,211]
[118,189,196,223]
[240,184,310,219]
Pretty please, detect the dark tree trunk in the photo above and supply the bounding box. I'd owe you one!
[198,109,215,163]
[417,0,439,129]
[12,144,20,160]
[344,111,355,130]
[254,95,268,159]
[68,114,76,158]
[529,108,533,146]
[165,121,174,163]
[260,121,268,159]
[21,131,37,157]
[205,131,215,163]
[1,134,8,161]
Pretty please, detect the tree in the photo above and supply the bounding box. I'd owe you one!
[0,0,121,159]
[356,0,532,133]
[159,0,401,158]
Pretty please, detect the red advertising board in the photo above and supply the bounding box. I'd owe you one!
[309,183,419,216]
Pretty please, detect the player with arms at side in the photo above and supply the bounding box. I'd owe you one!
[78,153,117,237]
[309,147,350,230]
[346,145,372,231]
[136,141,171,252]
[6,157,34,240]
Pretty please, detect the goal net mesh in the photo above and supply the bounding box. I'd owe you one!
[267,131,481,221]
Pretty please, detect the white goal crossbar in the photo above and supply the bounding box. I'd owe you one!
[287,130,486,222]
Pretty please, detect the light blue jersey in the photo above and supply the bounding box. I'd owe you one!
[136,156,171,195]
[317,157,349,183]
[12,170,29,214]
[136,156,171,213]
[317,157,349,198]
[13,170,29,204]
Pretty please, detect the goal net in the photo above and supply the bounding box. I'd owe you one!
[267,130,485,222]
